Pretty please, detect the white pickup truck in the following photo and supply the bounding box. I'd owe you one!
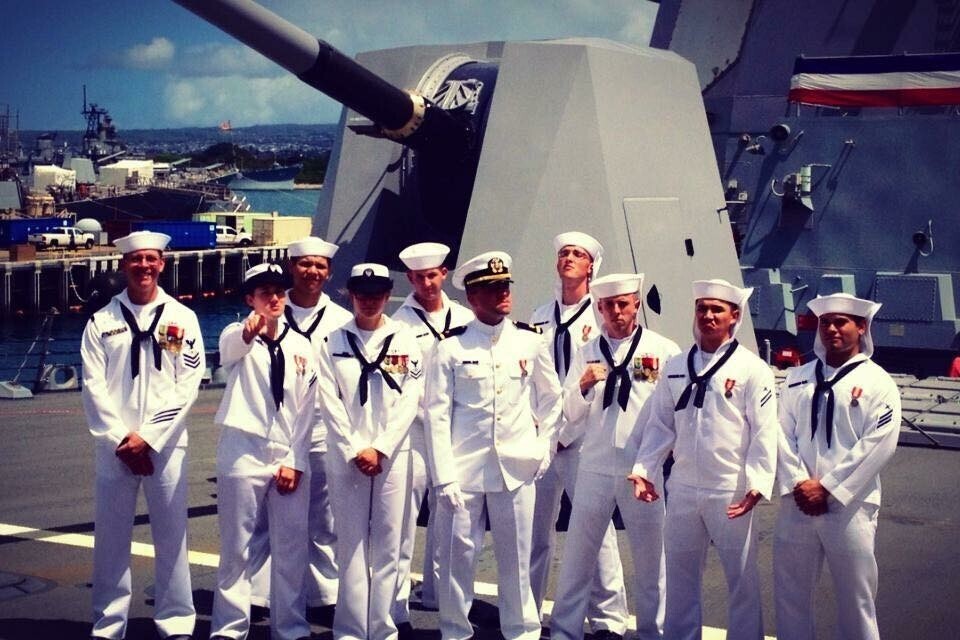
[28,226,96,250]
[215,224,253,247]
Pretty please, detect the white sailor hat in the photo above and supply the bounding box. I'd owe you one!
[114,230,171,255]
[243,262,289,294]
[807,293,882,358]
[347,263,393,294]
[553,231,604,273]
[590,273,643,299]
[399,242,450,271]
[693,279,753,308]
[287,236,339,259]
[692,278,754,341]
[452,251,513,290]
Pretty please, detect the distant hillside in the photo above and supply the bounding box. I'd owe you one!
[18,123,338,150]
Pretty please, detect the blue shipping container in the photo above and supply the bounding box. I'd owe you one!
[130,221,216,250]
[0,217,70,248]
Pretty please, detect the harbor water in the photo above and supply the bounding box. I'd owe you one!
[0,189,323,383]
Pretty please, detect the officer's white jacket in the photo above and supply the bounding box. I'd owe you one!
[632,341,778,497]
[426,318,563,492]
[392,292,475,444]
[285,292,353,448]
[318,317,424,466]
[562,327,680,477]
[81,288,204,452]
[214,321,317,472]
[776,355,901,506]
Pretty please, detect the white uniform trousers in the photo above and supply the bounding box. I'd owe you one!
[530,446,628,631]
[211,457,310,639]
[245,449,339,609]
[774,498,881,640]
[663,483,763,640]
[551,469,664,640]
[393,437,440,622]
[92,445,195,640]
[308,450,339,606]
[328,450,409,640]
[437,482,540,640]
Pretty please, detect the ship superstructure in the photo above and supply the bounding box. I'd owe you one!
[653,0,960,375]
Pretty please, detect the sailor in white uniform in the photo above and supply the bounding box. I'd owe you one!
[318,263,424,640]
[247,237,354,610]
[550,273,680,640]
[528,232,628,637]
[81,230,204,640]
[426,251,562,640]
[210,263,317,640]
[630,279,778,640]
[774,293,901,640]
[391,242,475,633]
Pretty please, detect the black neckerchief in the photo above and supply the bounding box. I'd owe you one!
[259,325,289,411]
[553,299,592,376]
[811,358,865,447]
[674,340,740,411]
[118,301,165,379]
[411,306,451,342]
[598,326,644,411]
[346,331,401,405]
[284,304,325,340]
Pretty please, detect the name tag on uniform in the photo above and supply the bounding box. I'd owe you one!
[332,352,353,358]
[101,326,128,339]
[460,360,480,365]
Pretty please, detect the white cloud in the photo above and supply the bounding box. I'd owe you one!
[124,37,175,70]
[176,43,284,79]
[163,74,341,125]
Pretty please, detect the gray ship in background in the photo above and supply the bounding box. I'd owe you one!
[652,0,960,376]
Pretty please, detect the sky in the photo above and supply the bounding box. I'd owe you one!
[7,1,659,131]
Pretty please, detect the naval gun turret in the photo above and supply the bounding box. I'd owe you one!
[173,0,755,349]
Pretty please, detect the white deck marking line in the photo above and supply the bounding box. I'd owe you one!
[1,522,775,638]
[0,522,219,567]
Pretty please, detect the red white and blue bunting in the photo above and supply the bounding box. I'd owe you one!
[788,53,960,107]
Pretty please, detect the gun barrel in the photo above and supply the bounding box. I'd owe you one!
[171,0,416,131]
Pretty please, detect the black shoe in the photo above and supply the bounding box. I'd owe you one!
[592,631,623,640]
[397,621,416,640]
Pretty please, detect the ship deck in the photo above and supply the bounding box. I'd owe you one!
[0,388,958,639]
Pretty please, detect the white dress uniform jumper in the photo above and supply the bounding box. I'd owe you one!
[81,288,205,640]
[391,290,474,617]
[426,317,563,640]
[774,293,901,640]
[528,293,629,634]
[248,292,354,608]
[550,322,680,640]
[210,321,317,640]
[632,338,778,640]
[318,317,424,640]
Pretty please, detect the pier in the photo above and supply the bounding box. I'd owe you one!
[0,245,289,315]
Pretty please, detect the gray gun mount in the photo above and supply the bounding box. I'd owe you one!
[172,0,755,349]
